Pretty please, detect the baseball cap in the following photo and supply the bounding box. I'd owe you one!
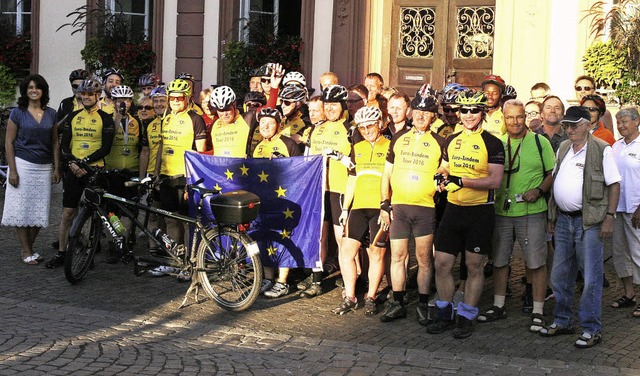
[561,106,590,123]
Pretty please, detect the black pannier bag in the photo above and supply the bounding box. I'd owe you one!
[210,190,261,224]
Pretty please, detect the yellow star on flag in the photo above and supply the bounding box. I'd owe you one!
[224,169,234,180]
[258,170,269,182]
[283,208,294,219]
[275,185,287,197]
[240,164,249,176]
[214,183,222,192]
[267,245,277,256]
[280,229,291,239]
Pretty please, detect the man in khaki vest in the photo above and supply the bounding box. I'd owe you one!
[540,106,620,349]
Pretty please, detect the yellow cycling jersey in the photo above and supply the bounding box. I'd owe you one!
[280,111,312,144]
[443,128,505,206]
[482,107,506,138]
[99,99,115,115]
[350,136,390,209]
[68,107,112,167]
[253,134,302,158]
[104,114,141,170]
[309,117,352,194]
[160,110,207,176]
[211,111,253,158]
[145,117,163,174]
[387,128,444,207]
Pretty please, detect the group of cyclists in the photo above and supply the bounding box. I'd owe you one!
[38,62,633,347]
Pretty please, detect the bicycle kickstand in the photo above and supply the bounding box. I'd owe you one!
[179,273,208,308]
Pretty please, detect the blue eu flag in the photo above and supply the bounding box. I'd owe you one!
[185,152,324,268]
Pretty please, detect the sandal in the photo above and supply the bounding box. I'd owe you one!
[611,295,636,308]
[529,313,545,333]
[477,305,507,323]
[574,332,602,349]
[632,304,640,318]
[539,323,575,337]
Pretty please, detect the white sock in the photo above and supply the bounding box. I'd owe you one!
[533,301,544,315]
[494,295,506,308]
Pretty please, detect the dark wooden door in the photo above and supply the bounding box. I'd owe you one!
[390,0,495,95]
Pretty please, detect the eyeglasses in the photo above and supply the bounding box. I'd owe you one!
[561,122,583,130]
[246,102,261,108]
[504,115,526,122]
[139,105,154,111]
[281,100,296,107]
[261,78,271,84]
[583,106,599,113]
[459,108,483,114]
[442,107,459,113]
[525,111,539,117]
[575,86,593,91]
[169,96,186,101]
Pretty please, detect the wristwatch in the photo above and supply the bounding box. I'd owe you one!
[606,212,617,219]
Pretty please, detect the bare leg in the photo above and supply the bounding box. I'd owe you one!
[530,265,548,303]
[17,227,33,258]
[434,251,456,301]
[367,245,386,299]
[415,235,434,295]
[389,239,409,292]
[463,251,487,307]
[339,237,361,298]
[58,207,78,253]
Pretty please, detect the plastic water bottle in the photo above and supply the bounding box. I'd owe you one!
[108,213,126,235]
[153,228,178,252]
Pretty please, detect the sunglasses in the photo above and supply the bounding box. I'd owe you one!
[139,105,154,110]
[575,86,592,91]
[281,100,296,106]
[561,122,583,130]
[169,96,186,101]
[583,106,600,113]
[71,84,79,90]
[442,107,459,113]
[525,111,539,117]
[459,108,483,114]
[246,102,262,108]
[261,78,271,84]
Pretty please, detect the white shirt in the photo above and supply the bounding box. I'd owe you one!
[553,143,621,212]
[613,136,640,213]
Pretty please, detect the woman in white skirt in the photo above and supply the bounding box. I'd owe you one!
[2,74,60,264]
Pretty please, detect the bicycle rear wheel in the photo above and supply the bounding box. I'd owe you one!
[196,228,262,311]
[64,207,101,284]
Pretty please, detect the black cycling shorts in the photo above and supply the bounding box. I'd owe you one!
[157,175,188,214]
[324,191,344,226]
[345,208,388,247]
[435,203,495,256]
[62,169,90,209]
[389,204,436,240]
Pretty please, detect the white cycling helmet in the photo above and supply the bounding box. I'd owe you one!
[209,85,237,110]
[283,71,307,87]
[354,106,382,126]
[110,85,134,99]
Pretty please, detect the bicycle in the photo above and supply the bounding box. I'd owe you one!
[64,162,263,311]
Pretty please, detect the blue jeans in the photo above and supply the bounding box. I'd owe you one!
[551,213,603,334]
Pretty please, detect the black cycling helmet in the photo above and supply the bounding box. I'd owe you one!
[321,85,348,102]
[255,64,273,77]
[257,107,282,123]
[138,73,160,87]
[102,68,124,84]
[279,85,308,102]
[77,79,102,94]
[411,93,438,112]
[69,69,89,83]
[244,91,267,105]
[503,84,518,100]
[176,72,195,82]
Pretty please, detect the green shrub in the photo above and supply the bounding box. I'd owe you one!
[0,64,16,109]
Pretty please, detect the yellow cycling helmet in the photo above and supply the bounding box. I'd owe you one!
[167,79,192,97]
[456,90,487,107]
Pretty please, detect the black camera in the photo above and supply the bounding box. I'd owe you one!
[503,198,512,211]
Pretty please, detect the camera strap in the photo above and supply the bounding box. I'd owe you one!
[505,134,523,190]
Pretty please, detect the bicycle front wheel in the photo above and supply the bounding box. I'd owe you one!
[197,228,263,311]
[64,207,101,284]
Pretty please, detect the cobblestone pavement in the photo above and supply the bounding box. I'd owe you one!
[1,185,639,375]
